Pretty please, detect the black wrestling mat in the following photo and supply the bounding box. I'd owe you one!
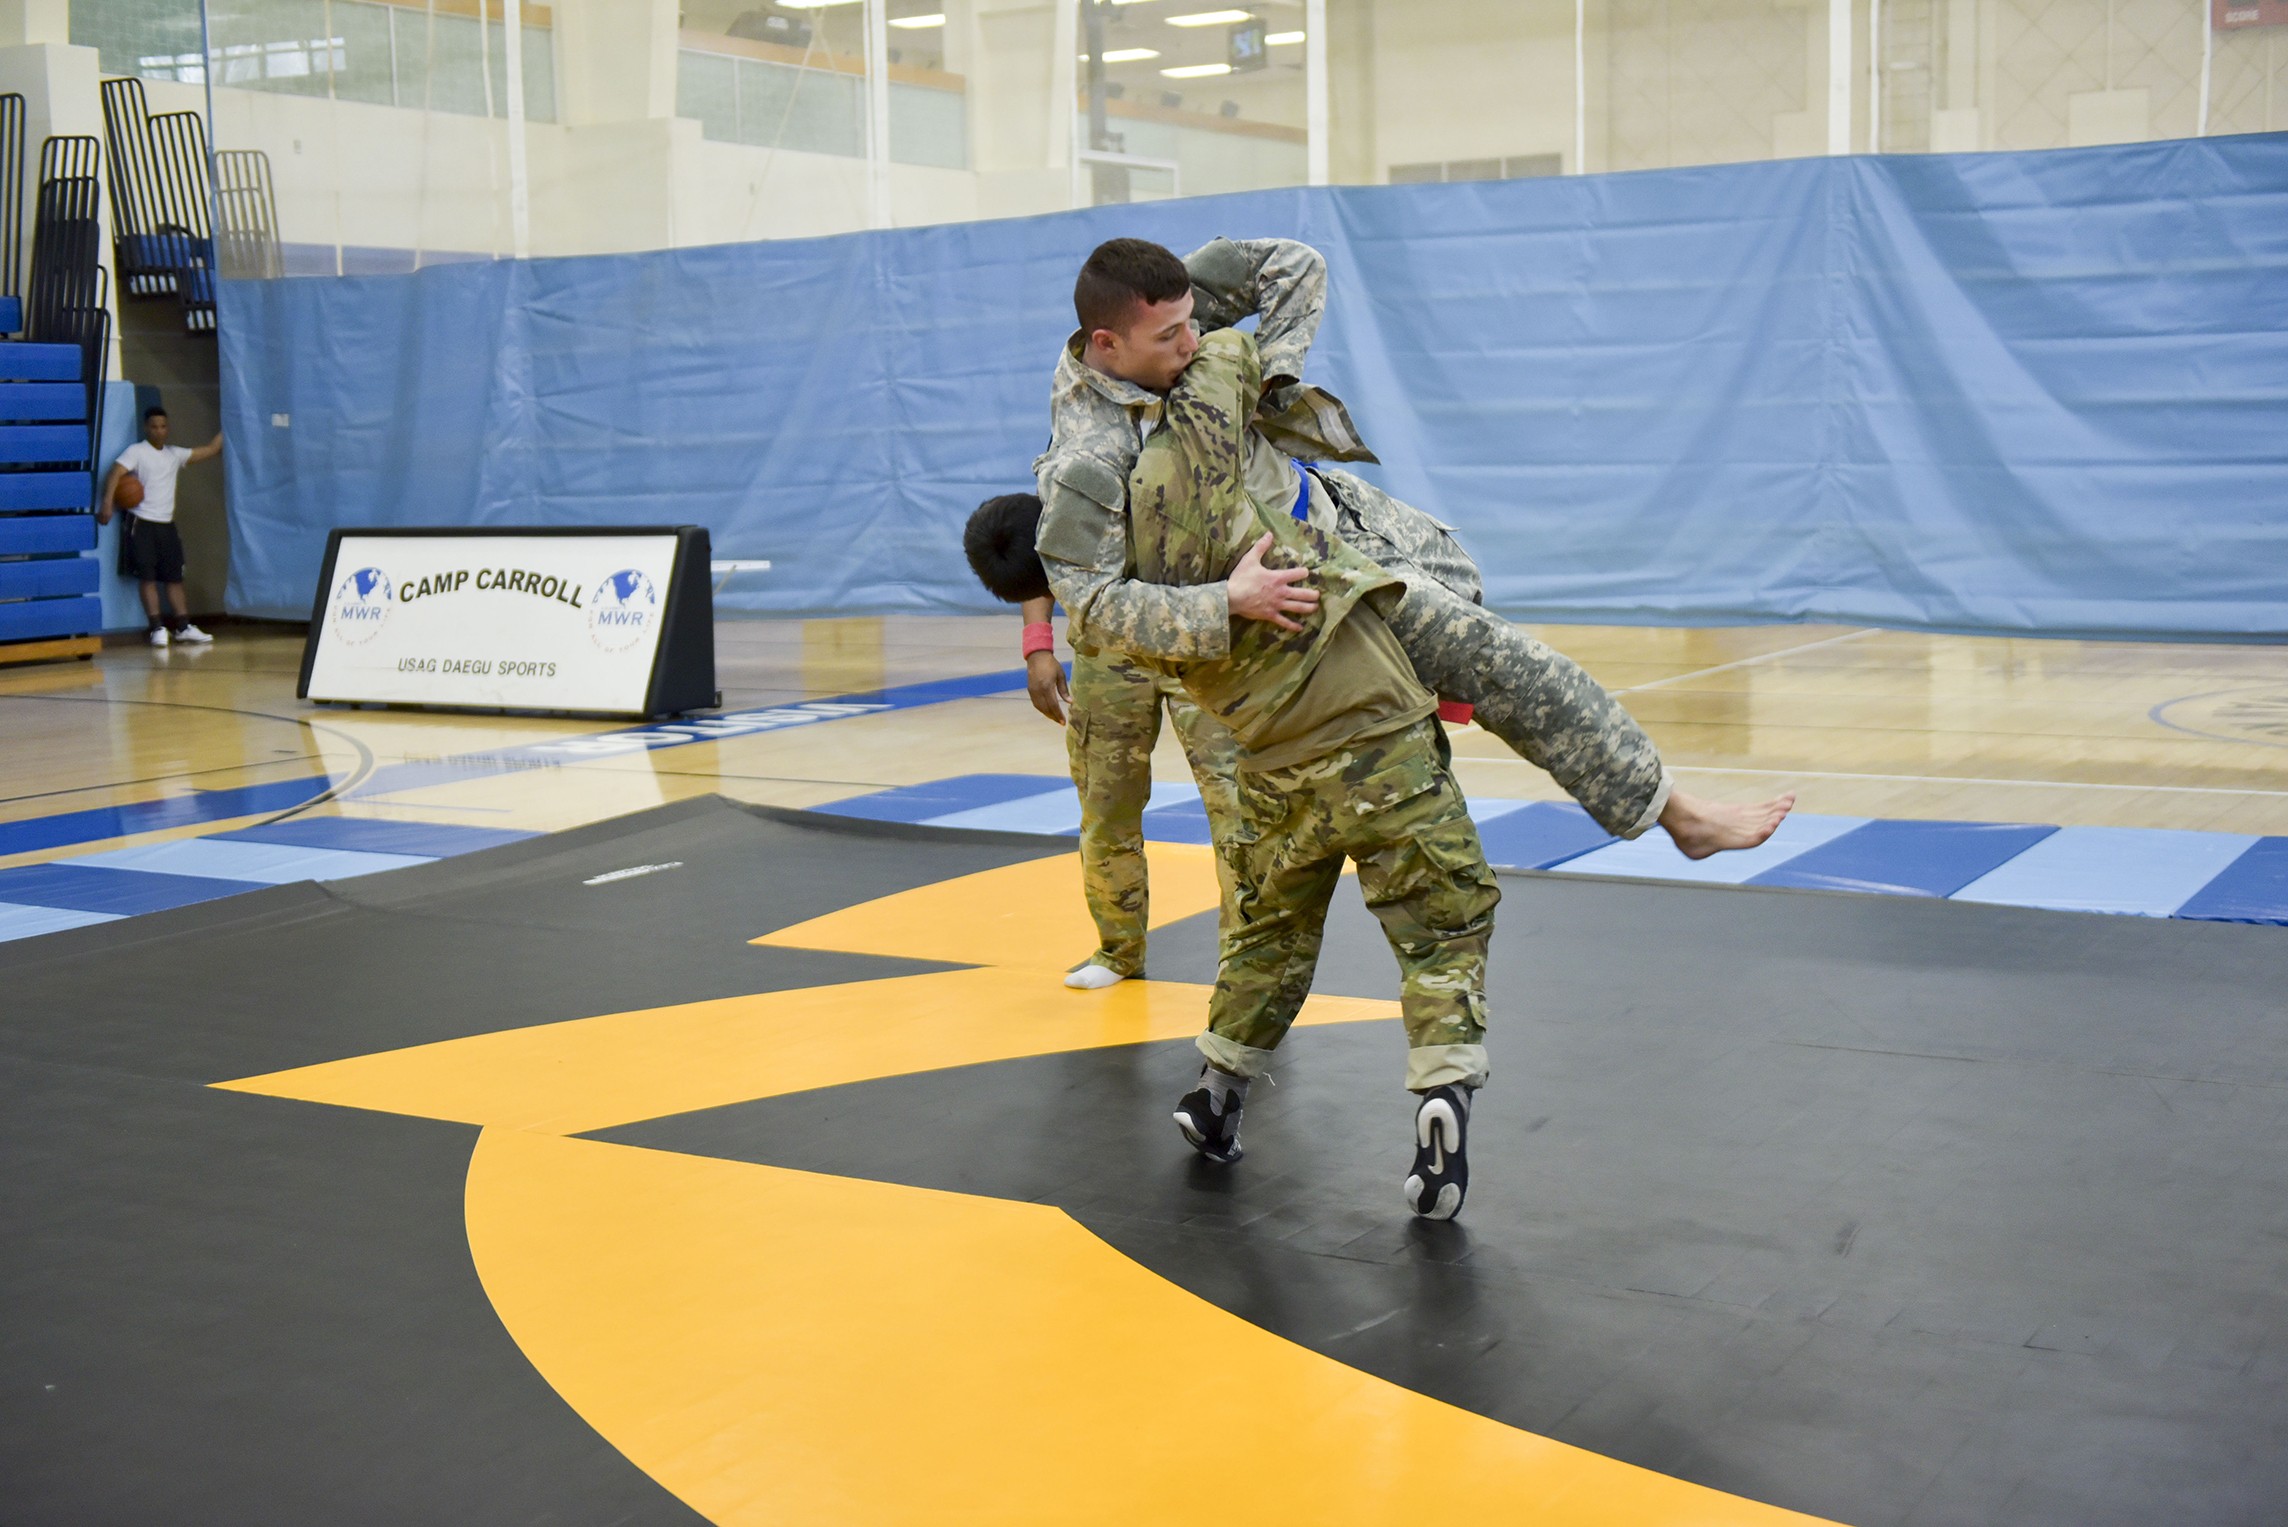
[0,800,1053,1526]
[6,797,2287,1525]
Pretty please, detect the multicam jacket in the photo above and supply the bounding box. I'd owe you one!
[1127,328,1416,754]
[1032,237,1376,662]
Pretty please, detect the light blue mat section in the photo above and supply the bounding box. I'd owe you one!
[217,817,538,857]
[928,790,1085,837]
[817,773,1054,825]
[1144,781,1204,811]
[219,136,2288,638]
[65,839,437,885]
[0,900,121,943]
[1550,813,1872,885]
[1950,826,2265,917]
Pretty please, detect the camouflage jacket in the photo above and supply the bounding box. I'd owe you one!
[1033,237,1375,662]
[1128,328,1408,750]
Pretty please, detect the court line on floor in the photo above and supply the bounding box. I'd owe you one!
[0,669,1030,863]
[1613,764,2288,799]
[0,694,378,816]
[0,754,332,812]
[1611,628,1881,695]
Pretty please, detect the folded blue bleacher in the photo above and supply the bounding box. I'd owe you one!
[0,338,96,649]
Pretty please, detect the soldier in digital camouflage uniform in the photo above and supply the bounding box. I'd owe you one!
[1032,236,1794,858]
[969,515,1242,991]
[1064,641,1241,984]
[1132,324,1493,1220]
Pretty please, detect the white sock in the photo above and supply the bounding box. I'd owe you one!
[1064,962,1125,990]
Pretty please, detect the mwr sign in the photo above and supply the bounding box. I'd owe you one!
[299,527,715,718]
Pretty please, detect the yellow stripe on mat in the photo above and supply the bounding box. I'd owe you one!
[219,966,1395,1134]
[754,842,1227,969]
[220,834,1837,1526]
[468,1128,1832,1526]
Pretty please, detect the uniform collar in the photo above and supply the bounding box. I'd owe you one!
[1058,331,1164,412]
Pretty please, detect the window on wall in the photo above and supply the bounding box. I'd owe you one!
[675,45,968,169]
[72,0,558,123]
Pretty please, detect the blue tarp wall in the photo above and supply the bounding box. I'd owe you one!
[219,133,2288,637]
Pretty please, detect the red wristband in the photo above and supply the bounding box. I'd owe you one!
[1436,699,1474,726]
[1020,622,1056,658]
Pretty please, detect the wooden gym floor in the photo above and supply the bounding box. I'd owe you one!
[4,617,2286,865]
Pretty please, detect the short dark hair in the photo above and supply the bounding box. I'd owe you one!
[1074,238,1189,340]
[142,406,167,422]
[963,493,1050,604]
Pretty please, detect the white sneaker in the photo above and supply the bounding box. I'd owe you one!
[175,624,213,644]
[147,627,169,648]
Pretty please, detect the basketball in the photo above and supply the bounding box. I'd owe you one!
[114,473,143,510]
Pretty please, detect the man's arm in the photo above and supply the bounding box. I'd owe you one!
[95,461,125,526]
[187,432,222,465]
[1185,238,1326,387]
[1018,593,1069,725]
[1036,457,1230,661]
[1158,327,1264,486]
[1037,455,1318,659]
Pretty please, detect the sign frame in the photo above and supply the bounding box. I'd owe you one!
[297,525,718,720]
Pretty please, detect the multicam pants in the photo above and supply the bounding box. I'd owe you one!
[1068,648,1244,977]
[1199,718,1501,1093]
[1318,469,1673,840]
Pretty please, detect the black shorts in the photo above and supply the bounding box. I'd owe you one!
[124,516,185,584]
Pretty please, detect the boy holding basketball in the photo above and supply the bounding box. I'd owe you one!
[100,406,223,648]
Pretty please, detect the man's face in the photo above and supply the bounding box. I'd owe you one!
[1087,290,1199,394]
[144,414,168,447]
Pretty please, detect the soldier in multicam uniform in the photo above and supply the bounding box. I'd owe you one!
[965,500,1241,989]
[1128,323,1496,1219]
[1032,236,1795,857]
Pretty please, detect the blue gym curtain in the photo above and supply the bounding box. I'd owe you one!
[220,132,2288,637]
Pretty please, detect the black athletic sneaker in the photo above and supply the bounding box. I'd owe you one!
[1173,1072,1244,1165]
[1404,1084,1471,1220]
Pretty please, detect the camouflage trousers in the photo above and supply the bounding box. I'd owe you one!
[1068,648,1244,977]
[1200,718,1500,1093]
[1318,469,1672,840]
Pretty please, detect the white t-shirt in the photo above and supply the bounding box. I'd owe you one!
[116,441,193,523]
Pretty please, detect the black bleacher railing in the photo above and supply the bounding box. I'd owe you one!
[29,134,110,504]
[0,98,94,656]
[100,77,215,333]
[214,150,283,282]
[0,94,24,326]
[2,137,99,652]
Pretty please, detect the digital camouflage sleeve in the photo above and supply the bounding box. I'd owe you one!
[1034,237,1370,662]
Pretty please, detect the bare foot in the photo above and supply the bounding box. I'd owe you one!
[1659,789,1797,860]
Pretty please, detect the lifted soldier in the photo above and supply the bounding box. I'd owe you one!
[1034,236,1793,855]
[965,503,1240,989]
[1129,325,1495,1219]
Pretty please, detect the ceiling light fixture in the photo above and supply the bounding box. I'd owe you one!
[1161,61,1233,76]
[1082,47,1162,62]
[1265,30,1303,44]
[888,13,947,27]
[1165,10,1254,26]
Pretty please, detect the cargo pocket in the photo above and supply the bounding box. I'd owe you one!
[1344,748,1444,823]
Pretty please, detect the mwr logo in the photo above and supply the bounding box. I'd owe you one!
[588,567,659,651]
[331,567,393,644]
